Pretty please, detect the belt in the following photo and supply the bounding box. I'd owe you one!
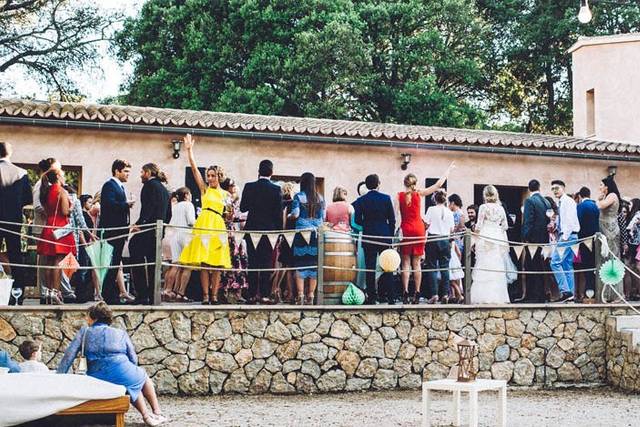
[204,207,224,218]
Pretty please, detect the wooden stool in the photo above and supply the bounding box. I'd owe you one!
[422,379,507,427]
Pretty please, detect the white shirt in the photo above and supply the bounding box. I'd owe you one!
[424,204,454,236]
[557,193,580,241]
[110,176,125,192]
[19,360,50,373]
[170,201,196,228]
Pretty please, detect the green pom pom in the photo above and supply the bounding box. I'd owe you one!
[342,283,365,305]
[599,259,625,286]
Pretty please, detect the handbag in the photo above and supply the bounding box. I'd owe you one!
[76,328,88,375]
[50,189,74,240]
[504,254,518,284]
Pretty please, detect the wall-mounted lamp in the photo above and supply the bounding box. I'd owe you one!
[608,165,617,176]
[171,138,183,159]
[400,153,412,170]
[578,0,592,24]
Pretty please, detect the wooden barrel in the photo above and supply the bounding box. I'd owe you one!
[322,231,357,304]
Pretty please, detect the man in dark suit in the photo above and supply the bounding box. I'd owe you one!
[352,174,396,304]
[129,163,171,305]
[99,159,134,304]
[576,186,600,296]
[0,142,32,305]
[240,159,283,303]
[521,179,551,303]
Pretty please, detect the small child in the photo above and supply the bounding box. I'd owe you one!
[18,340,49,373]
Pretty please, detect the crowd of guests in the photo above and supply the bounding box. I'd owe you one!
[1,137,639,306]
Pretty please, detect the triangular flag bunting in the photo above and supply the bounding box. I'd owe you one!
[513,245,525,259]
[300,231,312,245]
[571,243,581,256]
[249,233,262,249]
[542,246,553,259]
[266,233,280,249]
[284,232,296,248]
[556,245,566,257]
[218,233,228,246]
[526,245,538,257]
[199,233,211,248]
[584,239,593,252]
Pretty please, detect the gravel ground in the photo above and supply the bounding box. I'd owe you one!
[119,387,639,427]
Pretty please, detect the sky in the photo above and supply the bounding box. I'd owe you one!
[1,0,144,102]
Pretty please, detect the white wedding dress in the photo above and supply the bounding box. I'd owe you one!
[471,203,511,304]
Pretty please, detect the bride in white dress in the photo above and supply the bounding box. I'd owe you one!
[471,185,511,304]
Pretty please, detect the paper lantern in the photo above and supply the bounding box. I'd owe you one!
[599,258,625,286]
[58,253,79,278]
[456,339,478,382]
[379,249,401,272]
[341,283,365,305]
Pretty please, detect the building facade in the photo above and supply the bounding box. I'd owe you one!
[1,98,639,237]
[570,33,640,144]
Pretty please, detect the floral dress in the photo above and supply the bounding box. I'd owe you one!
[221,199,248,291]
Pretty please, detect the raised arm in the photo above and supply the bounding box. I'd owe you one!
[184,134,206,194]
[597,192,618,210]
[418,161,456,197]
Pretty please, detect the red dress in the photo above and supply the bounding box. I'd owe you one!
[37,184,76,257]
[398,191,426,256]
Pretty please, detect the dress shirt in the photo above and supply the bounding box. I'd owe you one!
[424,205,454,235]
[557,193,580,241]
[110,176,125,193]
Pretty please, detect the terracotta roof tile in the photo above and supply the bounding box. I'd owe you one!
[1,98,639,157]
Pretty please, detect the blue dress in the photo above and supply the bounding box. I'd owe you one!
[57,323,147,402]
[291,191,325,279]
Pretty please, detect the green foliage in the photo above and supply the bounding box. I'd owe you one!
[115,0,489,127]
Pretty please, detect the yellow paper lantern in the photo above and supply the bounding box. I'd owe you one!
[379,248,401,272]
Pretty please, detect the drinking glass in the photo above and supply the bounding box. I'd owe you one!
[11,286,22,302]
[546,209,554,218]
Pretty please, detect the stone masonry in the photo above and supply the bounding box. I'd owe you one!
[0,306,635,395]
[606,315,640,392]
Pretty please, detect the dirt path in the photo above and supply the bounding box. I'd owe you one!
[120,387,638,426]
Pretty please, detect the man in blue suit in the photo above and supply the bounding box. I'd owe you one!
[352,174,396,304]
[522,179,551,303]
[576,186,600,295]
[99,159,134,304]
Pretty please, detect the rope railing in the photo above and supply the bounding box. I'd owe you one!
[0,219,632,306]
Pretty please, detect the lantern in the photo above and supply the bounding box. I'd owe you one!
[379,249,401,272]
[456,339,477,382]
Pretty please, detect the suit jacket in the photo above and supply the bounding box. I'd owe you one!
[352,190,396,239]
[240,178,283,231]
[577,199,600,238]
[522,193,550,243]
[0,159,32,223]
[135,178,171,227]
[99,178,130,230]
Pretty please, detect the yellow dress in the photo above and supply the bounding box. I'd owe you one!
[179,187,232,268]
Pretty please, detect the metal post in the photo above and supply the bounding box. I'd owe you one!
[317,226,325,305]
[594,233,603,303]
[464,230,472,304]
[153,220,163,306]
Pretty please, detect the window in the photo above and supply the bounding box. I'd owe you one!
[424,178,447,212]
[586,89,595,137]
[15,163,82,193]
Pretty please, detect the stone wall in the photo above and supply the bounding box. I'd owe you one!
[606,315,640,392]
[0,306,634,395]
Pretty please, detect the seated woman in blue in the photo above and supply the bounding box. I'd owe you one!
[57,302,167,426]
[289,172,326,305]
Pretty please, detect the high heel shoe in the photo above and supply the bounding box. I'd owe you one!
[119,292,136,304]
[49,289,64,305]
[402,291,410,304]
[412,292,421,304]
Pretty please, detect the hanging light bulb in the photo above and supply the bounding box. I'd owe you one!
[578,0,593,24]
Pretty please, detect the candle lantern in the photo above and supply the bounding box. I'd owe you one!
[456,339,477,382]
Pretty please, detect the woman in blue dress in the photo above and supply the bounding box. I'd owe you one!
[289,172,325,305]
[57,302,167,426]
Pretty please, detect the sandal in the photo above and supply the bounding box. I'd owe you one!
[202,294,210,305]
[296,295,305,305]
[143,414,162,426]
[271,290,282,305]
[161,290,176,302]
[305,293,315,305]
[175,293,193,303]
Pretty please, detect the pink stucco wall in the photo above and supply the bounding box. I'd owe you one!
[1,124,637,219]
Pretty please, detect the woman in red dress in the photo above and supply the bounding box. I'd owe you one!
[37,169,76,304]
[397,163,455,303]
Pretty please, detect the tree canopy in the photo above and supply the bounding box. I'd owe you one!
[114,0,640,133]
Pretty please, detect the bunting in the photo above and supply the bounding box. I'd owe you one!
[584,239,593,252]
[199,233,211,248]
[266,233,280,249]
[249,233,262,249]
[556,245,566,258]
[542,246,553,259]
[571,243,581,256]
[300,231,312,245]
[218,233,228,246]
[526,245,539,257]
[513,245,525,259]
[283,232,296,248]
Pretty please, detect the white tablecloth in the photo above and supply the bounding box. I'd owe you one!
[0,373,126,427]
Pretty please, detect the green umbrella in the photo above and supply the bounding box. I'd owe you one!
[84,239,114,291]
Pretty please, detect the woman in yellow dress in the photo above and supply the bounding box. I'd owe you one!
[179,133,232,304]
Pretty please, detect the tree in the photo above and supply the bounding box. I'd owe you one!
[115,0,492,128]
[478,0,640,134]
[0,0,123,97]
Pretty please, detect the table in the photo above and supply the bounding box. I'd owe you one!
[422,379,507,427]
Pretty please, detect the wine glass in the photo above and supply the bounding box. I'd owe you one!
[585,289,595,299]
[11,286,22,303]
[545,209,554,219]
